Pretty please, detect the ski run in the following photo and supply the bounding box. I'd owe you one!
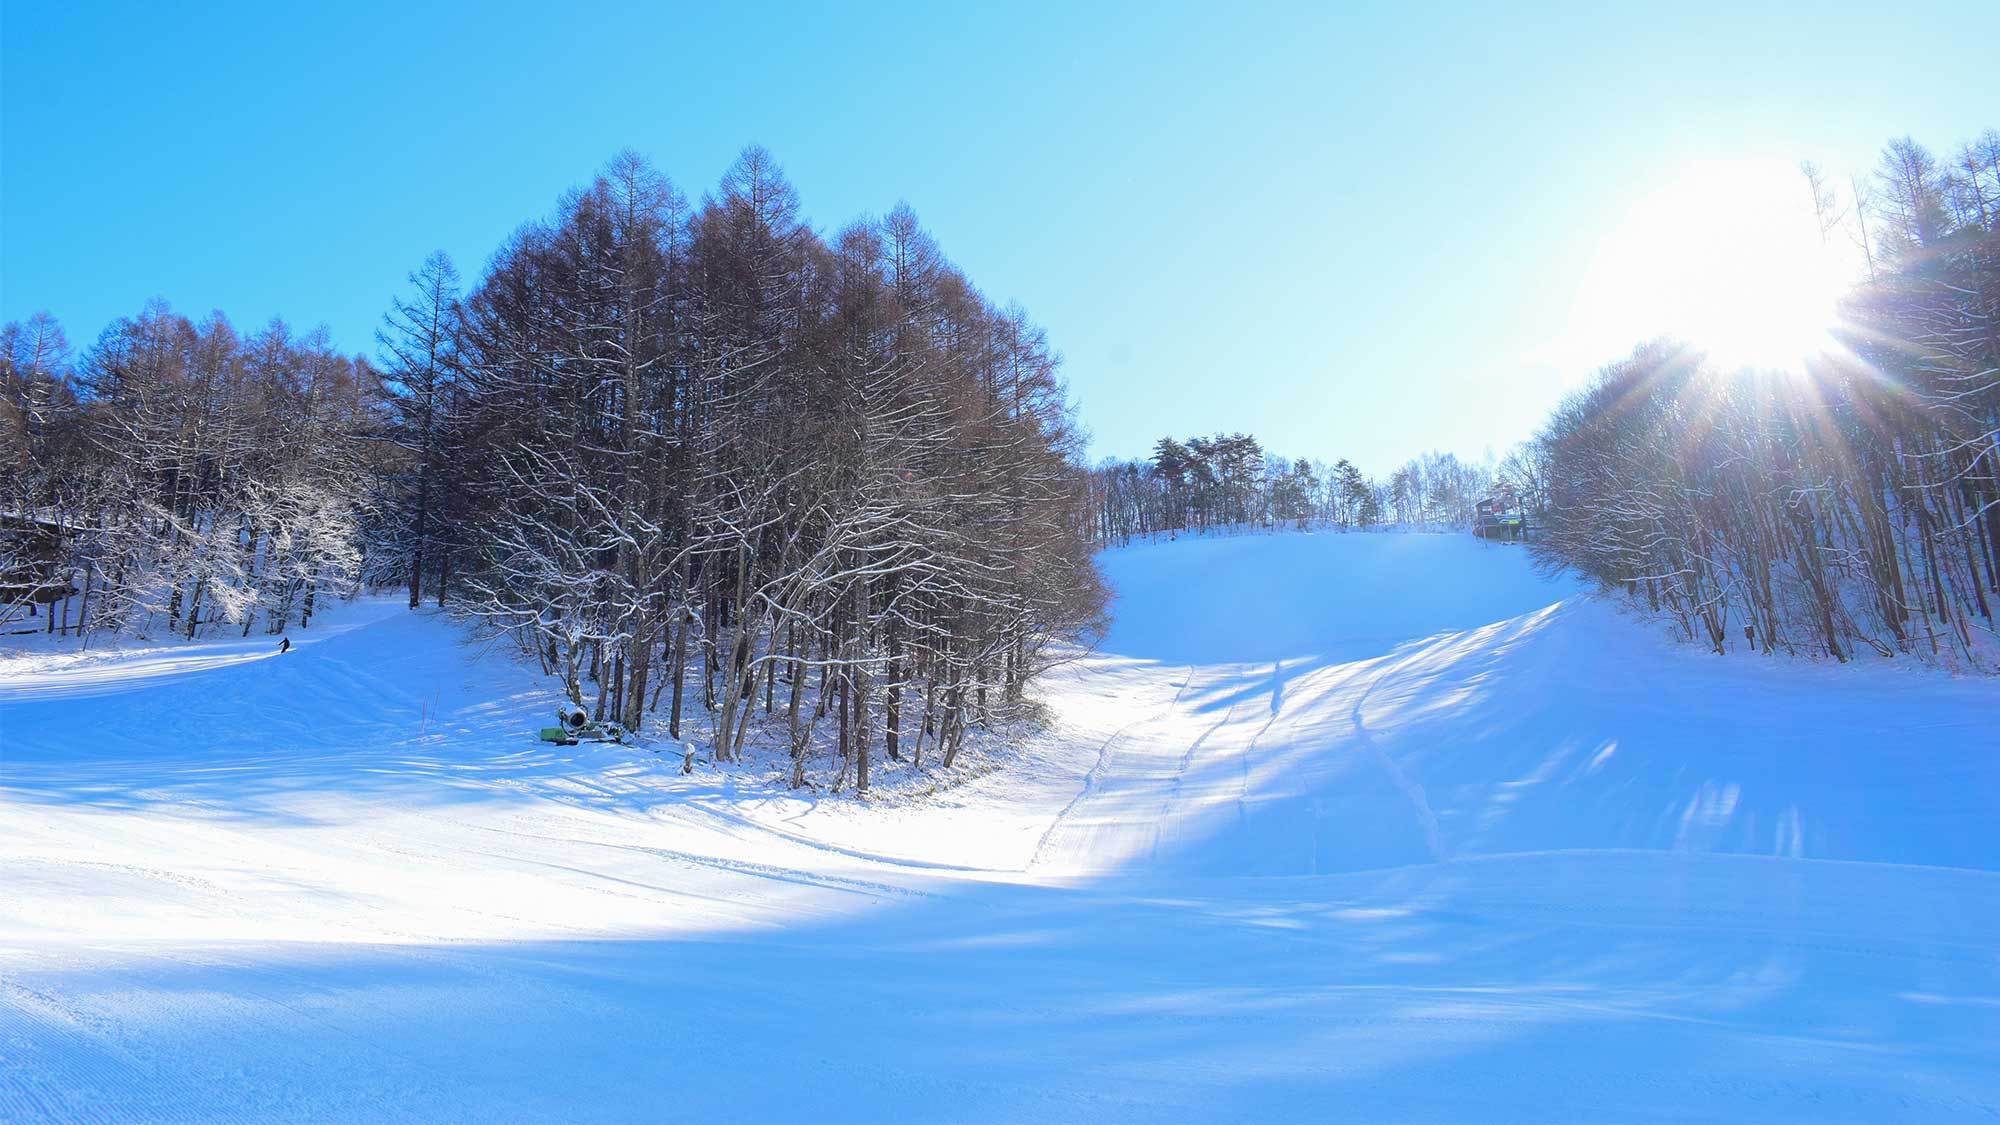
[4,530,1997,1122]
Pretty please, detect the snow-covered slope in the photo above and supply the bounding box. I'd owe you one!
[1048,532,1998,875]
[4,532,1996,1122]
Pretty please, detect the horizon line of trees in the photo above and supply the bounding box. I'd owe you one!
[1083,433,1525,546]
[1529,128,2000,668]
[1,145,1111,789]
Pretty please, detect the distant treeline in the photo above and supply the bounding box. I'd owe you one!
[1082,435,1526,544]
[1531,130,2000,666]
[0,147,1109,789]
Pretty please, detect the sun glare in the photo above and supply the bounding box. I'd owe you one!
[1565,159,1856,373]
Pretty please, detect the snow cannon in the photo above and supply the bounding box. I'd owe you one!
[538,705,630,746]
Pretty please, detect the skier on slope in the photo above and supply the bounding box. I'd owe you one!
[278,637,291,654]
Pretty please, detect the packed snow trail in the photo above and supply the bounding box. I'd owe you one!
[4,532,1997,1121]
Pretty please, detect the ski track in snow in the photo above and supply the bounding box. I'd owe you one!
[4,531,2000,1122]
[1351,651,1448,863]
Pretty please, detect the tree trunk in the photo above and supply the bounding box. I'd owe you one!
[670,606,691,740]
[850,578,871,791]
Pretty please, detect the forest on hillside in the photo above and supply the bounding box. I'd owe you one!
[1534,130,2000,667]
[0,147,1107,789]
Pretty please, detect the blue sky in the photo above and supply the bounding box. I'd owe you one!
[4,1,1994,471]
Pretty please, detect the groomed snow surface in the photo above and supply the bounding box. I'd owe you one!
[4,531,1997,1122]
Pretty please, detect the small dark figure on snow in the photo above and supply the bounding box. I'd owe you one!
[279,637,291,654]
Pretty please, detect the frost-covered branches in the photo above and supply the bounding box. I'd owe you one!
[1531,129,2000,667]
[423,148,1107,788]
[0,304,382,641]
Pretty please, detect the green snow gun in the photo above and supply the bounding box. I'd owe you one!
[539,704,630,746]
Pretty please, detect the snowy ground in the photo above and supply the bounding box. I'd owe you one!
[4,531,1997,1122]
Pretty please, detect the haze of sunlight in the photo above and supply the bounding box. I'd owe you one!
[1559,159,1858,375]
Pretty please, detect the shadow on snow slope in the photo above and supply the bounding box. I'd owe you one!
[3,531,1998,1121]
[1045,531,1998,877]
[0,599,710,826]
[6,854,1996,1123]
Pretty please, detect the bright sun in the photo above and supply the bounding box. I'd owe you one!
[1564,159,1855,373]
